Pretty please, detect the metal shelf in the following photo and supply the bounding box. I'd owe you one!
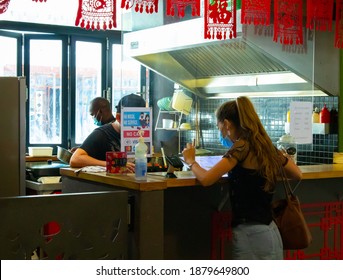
[155,109,184,131]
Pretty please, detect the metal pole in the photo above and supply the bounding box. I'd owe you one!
[339,49,343,152]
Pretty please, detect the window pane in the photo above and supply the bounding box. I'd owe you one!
[29,40,62,144]
[0,36,17,76]
[75,41,102,144]
[112,44,141,107]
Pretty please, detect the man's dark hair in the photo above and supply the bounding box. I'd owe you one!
[116,94,146,113]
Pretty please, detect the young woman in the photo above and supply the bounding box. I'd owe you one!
[182,96,302,260]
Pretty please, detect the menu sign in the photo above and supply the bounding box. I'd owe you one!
[289,101,312,144]
[121,107,152,158]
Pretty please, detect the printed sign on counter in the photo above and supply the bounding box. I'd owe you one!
[289,101,312,144]
[121,107,152,158]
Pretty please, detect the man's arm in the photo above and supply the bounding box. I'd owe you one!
[69,147,106,168]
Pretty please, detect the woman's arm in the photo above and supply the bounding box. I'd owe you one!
[190,157,237,187]
[283,156,303,181]
[276,148,302,181]
[182,144,237,187]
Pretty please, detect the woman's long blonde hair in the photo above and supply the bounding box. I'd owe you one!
[215,96,281,192]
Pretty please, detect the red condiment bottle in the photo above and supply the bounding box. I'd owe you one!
[319,104,330,123]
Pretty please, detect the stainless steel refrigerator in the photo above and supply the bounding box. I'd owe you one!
[0,77,26,197]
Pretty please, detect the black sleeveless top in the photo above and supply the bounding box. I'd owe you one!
[227,165,273,226]
[223,140,274,226]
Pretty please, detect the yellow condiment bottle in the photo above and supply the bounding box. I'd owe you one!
[312,107,320,123]
[286,110,291,123]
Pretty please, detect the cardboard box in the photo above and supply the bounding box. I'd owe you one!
[106,152,128,175]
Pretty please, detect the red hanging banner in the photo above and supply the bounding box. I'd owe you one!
[166,0,200,17]
[204,0,237,40]
[0,0,11,14]
[306,0,334,31]
[335,0,343,48]
[273,0,303,45]
[241,0,271,25]
[75,0,116,30]
[121,0,158,14]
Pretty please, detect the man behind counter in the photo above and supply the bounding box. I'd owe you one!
[70,97,116,153]
[70,94,146,169]
[90,97,116,126]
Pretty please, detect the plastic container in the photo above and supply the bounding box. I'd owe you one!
[162,119,174,129]
[28,147,53,157]
[135,133,148,180]
[319,104,330,123]
[171,90,193,115]
[157,96,174,111]
[180,122,191,130]
[277,134,297,164]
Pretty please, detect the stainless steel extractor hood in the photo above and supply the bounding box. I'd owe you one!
[123,18,330,98]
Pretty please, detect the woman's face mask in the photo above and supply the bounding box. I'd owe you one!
[219,131,233,148]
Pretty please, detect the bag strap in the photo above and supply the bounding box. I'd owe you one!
[281,168,292,197]
[279,166,299,198]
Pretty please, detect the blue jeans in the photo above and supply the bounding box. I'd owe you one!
[232,220,283,260]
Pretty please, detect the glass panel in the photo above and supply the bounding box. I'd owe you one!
[29,40,62,144]
[112,44,141,108]
[0,36,17,76]
[75,41,102,144]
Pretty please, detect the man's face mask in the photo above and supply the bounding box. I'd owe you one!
[93,110,103,126]
[219,131,233,148]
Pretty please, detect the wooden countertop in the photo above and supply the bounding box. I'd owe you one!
[300,164,343,179]
[60,164,343,192]
[60,168,214,191]
[26,155,58,162]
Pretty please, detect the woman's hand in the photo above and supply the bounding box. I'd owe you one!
[182,142,196,166]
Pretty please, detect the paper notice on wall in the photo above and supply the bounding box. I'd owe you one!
[289,101,313,144]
